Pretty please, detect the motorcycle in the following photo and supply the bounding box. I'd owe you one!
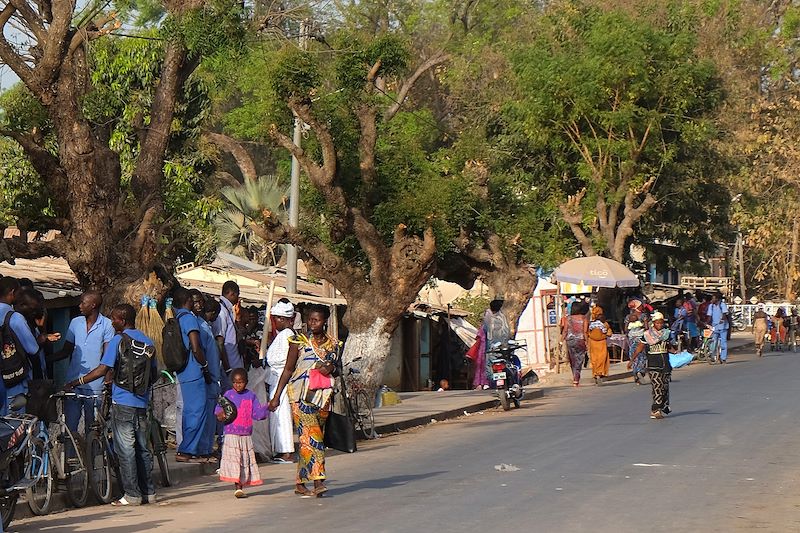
[730,310,746,332]
[487,339,536,411]
[0,413,40,529]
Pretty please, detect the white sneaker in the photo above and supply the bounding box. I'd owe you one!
[146,494,157,504]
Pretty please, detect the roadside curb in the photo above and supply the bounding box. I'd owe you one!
[373,389,545,435]
[14,460,218,521]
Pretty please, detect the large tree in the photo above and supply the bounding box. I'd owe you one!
[0,0,244,302]
[506,3,726,263]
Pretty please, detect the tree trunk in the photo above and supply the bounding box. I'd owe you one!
[482,264,538,335]
[338,318,393,400]
[787,221,798,301]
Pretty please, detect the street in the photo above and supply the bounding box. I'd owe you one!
[13,346,800,533]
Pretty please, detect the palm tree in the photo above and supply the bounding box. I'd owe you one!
[214,176,289,266]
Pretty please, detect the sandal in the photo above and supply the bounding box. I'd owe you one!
[111,497,132,506]
[314,485,328,497]
[175,453,193,463]
[234,489,246,499]
[294,486,314,496]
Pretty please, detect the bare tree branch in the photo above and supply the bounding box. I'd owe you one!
[384,53,449,121]
[204,131,259,182]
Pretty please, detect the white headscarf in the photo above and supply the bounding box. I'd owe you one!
[271,300,295,318]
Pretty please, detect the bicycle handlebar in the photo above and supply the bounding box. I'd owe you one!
[51,391,99,400]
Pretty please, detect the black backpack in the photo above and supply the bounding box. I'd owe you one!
[114,334,155,396]
[162,318,189,373]
[1,311,29,387]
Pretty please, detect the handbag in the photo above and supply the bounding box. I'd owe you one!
[308,368,334,390]
[323,395,357,453]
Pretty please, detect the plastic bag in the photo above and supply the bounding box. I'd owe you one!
[669,350,693,369]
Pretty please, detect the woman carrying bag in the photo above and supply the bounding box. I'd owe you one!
[269,304,337,497]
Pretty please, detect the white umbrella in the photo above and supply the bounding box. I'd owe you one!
[554,257,639,288]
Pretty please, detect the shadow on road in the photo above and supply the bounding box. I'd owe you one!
[667,409,720,418]
[329,471,446,495]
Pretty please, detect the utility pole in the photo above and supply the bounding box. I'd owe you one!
[286,19,308,295]
[736,232,746,301]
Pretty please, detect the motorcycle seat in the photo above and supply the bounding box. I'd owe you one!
[0,419,25,450]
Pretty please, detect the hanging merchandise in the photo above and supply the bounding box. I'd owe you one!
[136,296,150,337]
[147,297,166,368]
[163,297,175,321]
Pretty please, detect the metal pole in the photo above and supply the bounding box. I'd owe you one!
[286,20,308,295]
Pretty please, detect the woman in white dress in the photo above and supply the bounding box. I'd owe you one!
[265,300,297,463]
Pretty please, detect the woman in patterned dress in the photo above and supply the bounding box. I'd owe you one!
[269,304,336,497]
[633,312,673,419]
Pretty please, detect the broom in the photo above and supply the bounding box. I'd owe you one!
[145,297,166,368]
[136,296,150,337]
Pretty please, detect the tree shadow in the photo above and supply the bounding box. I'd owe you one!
[326,471,446,496]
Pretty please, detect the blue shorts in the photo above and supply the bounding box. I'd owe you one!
[686,322,699,338]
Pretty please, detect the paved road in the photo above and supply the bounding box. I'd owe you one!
[13,347,800,532]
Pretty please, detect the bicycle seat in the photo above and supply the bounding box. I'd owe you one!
[0,418,26,450]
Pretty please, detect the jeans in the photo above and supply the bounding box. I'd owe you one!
[111,404,154,503]
[712,330,728,361]
[65,396,101,434]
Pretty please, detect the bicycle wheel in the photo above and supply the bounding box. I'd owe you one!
[26,436,53,515]
[150,419,171,487]
[64,433,89,508]
[355,390,376,439]
[86,430,113,504]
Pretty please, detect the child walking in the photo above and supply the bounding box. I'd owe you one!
[216,368,269,498]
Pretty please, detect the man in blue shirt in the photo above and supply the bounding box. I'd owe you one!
[65,303,157,506]
[213,281,243,383]
[54,291,115,434]
[173,288,212,462]
[0,277,47,414]
[189,289,221,459]
[709,292,730,363]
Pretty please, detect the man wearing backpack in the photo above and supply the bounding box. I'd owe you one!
[0,277,48,414]
[172,288,213,463]
[54,290,114,433]
[65,303,157,506]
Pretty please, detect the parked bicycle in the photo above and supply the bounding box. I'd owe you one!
[25,391,89,515]
[338,357,377,440]
[85,371,173,504]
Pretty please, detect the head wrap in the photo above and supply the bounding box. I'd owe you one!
[271,300,295,318]
[628,299,642,310]
[651,311,665,322]
[591,306,604,319]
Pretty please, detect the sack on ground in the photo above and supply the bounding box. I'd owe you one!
[161,318,189,373]
[0,312,28,388]
[114,333,155,396]
[669,350,693,369]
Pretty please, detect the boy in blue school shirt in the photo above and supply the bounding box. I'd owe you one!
[65,303,157,506]
[0,277,48,414]
[172,288,212,463]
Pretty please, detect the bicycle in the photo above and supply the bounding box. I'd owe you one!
[85,372,173,501]
[25,391,90,513]
[149,374,174,488]
[340,358,377,440]
[85,387,119,504]
[695,328,719,365]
